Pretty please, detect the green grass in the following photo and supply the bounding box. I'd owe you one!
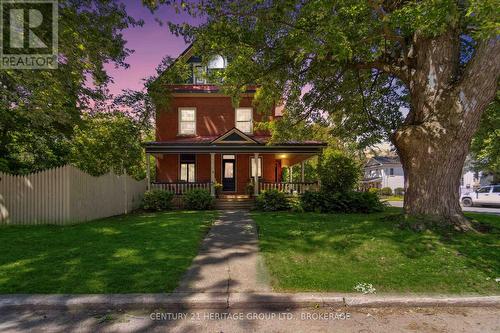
[0,211,217,294]
[252,209,500,294]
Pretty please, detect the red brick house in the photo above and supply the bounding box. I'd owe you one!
[144,46,326,196]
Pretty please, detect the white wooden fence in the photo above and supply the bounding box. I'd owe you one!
[0,165,147,225]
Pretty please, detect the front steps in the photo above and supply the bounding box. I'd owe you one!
[215,195,255,210]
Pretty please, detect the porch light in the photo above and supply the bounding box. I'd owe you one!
[280,154,288,159]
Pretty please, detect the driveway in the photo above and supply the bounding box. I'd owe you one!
[387,201,500,215]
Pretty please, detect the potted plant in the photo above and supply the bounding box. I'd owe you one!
[246,181,255,195]
[214,182,223,197]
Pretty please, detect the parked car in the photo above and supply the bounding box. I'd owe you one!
[461,185,500,207]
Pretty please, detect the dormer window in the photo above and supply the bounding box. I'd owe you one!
[193,65,205,84]
[235,107,253,134]
[179,107,196,135]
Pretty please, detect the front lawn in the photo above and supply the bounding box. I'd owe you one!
[252,209,500,294]
[0,211,217,293]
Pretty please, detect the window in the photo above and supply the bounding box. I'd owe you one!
[493,186,500,193]
[389,168,394,176]
[250,157,262,178]
[180,154,195,182]
[477,186,491,193]
[179,108,196,135]
[235,108,253,133]
[193,64,205,84]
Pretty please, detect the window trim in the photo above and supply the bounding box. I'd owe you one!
[235,107,253,134]
[250,156,263,178]
[178,107,197,136]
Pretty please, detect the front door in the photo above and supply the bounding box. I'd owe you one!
[222,156,236,192]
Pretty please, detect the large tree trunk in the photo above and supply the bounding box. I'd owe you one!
[391,32,500,230]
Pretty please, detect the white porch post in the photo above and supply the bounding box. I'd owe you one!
[254,152,259,196]
[289,166,293,182]
[210,153,215,197]
[146,153,151,191]
[301,161,305,182]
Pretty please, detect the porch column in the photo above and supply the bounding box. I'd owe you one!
[210,153,215,197]
[301,161,305,182]
[146,153,151,191]
[254,152,259,196]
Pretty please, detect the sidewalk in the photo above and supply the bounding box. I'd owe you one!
[174,210,271,294]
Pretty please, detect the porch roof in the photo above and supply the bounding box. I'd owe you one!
[144,138,326,154]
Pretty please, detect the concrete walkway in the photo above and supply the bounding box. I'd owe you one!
[174,210,271,293]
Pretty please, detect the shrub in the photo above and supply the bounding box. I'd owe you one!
[368,187,379,195]
[141,189,174,211]
[255,189,290,211]
[300,191,324,212]
[183,189,215,210]
[379,187,393,196]
[301,190,384,213]
[318,149,361,193]
[394,187,405,196]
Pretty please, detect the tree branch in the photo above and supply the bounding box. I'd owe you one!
[350,60,409,84]
[457,38,500,125]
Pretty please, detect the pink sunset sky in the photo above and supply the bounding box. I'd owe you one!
[105,1,202,96]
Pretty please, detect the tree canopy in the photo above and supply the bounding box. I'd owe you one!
[0,0,141,174]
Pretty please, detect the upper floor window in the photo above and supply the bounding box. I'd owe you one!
[179,107,196,135]
[193,65,205,84]
[235,108,253,134]
[389,168,394,176]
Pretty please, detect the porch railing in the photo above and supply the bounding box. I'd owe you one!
[259,181,319,195]
[151,182,211,195]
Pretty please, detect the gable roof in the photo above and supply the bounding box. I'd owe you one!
[211,128,258,144]
[366,156,401,167]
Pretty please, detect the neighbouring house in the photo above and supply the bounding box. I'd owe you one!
[361,156,404,192]
[460,170,493,194]
[361,154,493,195]
[144,45,326,196]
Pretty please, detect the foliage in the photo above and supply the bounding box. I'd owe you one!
[301,190,385,214]
[246,182,255,195]
[70,113,146,179]
[318,149,361,193]
[141,190,174,211]
[252,209,500,293]
[471,98,500,182]
[214,182,223,195]
[0,211,216,293]
[255,190,290,211]
[146,0,498,148]
[379,187,393,196]
[368,188,380,195]
[394,187,405,196]
[0,0,141,174]
[183,189,215,210]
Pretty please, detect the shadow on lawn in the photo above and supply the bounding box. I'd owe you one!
[0,211,216,294]
[0,210,299,333]
[255,210,500,279]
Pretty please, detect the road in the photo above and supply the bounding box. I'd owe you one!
[387,201,500,215]
[0,307,499,332]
